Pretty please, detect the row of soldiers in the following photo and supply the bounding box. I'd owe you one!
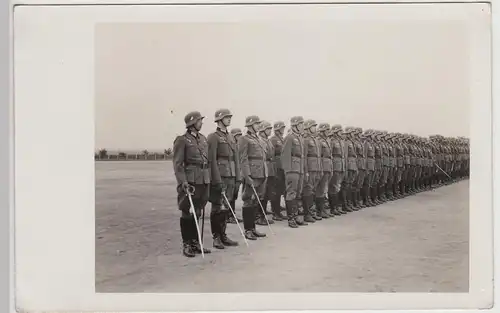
[173,109,470,258]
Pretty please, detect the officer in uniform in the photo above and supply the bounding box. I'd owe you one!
[328,124,347,215]
[270,121,287,221]
[343,126,358,211]
[238,115,268,240]
[228,128,244,224]
[371,130,383,205]
[378,131,390,202]
[317,123,334,218]
[394,133,405,198]
[302,119,323,222]
[207,108,240,249]
[172,111,212,258]
[257,121,276,225]
[363,129,376,206]
[385,133,397,201]
[354,127,366,208]
[402,133,412,197]
[281,116,307,228]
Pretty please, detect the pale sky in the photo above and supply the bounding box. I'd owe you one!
[95,21,469,151]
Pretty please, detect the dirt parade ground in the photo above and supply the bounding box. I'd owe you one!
[95,161,469,293]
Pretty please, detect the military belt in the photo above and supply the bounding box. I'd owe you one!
[186,162,209,169]
[217,156,235,161]
[248,156,264,160]
[307,154,319,157]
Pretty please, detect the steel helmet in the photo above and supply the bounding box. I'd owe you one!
[230,128,242,136]
[318,123,330,132]
[304,119,318,130]
[245,115,261,127]
[184,111,204,127]
[259,121,272,132]
[290,116,305,126]
[214,108,232,122]
[273,121,286,130]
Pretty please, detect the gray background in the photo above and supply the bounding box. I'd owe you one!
[95,21,469,151]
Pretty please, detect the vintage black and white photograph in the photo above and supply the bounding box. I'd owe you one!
[11,1,493,311]
[94,19,472,293]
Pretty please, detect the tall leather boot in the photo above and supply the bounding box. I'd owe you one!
[344,188,354,212]
[359,189,367,208]
[371,187,379,205]
[190,216,212,254]
[271,198,285,221]
[379,185,387,202]
[317,197,331,218]
[180,218,196,258]
[227,200,242,224]
[311,196,322,220]
[363,186,372,207]
[329,193,341,215]
[286,200,299,228]
[295,197,308,226]
[303,195,316,223]
[211,212,225,249]
[251,206,267,238]
[221,211,238,247]
[341,189,350,212]
[242,206,257,240]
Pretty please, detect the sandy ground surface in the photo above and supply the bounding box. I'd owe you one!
[95,161,469,293]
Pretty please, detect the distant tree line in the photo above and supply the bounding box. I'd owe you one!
[95,148,173,161]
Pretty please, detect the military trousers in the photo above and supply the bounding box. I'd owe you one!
[209,177,235,214]
[317,171,332,197]
[356,169,366,189]
[285,172,304,201]
[343,169,357,187]
[241,178,267,208]
[329,171,345,194]
[363,170,375,187]
[241,177,267,231]
[373,168,382,186]
[396,167,404,183]
[264,175,276,203]
[270,169,286,202]
[303,171,322,197]
[379,166,389,186]
[177,183,209,219]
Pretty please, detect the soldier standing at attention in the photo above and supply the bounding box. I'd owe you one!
[301,119,323,222]
[353,127,366,208]
[172,111,212,258]
[379,131,390,203]
[317,123,334,218]
[228,128,243,224]
[343,127,358,211]
[281,116,307,228]
[270,121,287,221]
[394,133,405,199]
[385,133,397,201]
[207,109,240,249]
[238,115,268,240]
[363,129,376,207]
[372,130,383,205]
[401,134,411,197]
[328,124,347,215]
[257,121,276,226]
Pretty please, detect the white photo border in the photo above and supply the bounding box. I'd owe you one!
[10,1,495,312]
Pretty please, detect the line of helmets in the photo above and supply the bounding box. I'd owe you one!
[183,109,469,145]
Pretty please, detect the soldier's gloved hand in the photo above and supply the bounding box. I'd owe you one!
[214,183,225,193]
[181,182,192,193]
[245,176,254,186]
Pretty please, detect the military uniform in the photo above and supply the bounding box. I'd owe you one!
[379,132,390,202]
[173,111,212,257]
[228,128,243,224]
[257,121,276,226]
[270,121,287,221]
[207,109,240,249]
[363,130,376,206]
[343,127,358,211]
[302,119,323,222]
[317,123,334,218]
[354,127,366,208]
[282,116,307,228]
[238,115,268,240]
[328,125,347,215]
[372,131,383,204]
[385,134,397,200]
[394,134,405,198]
